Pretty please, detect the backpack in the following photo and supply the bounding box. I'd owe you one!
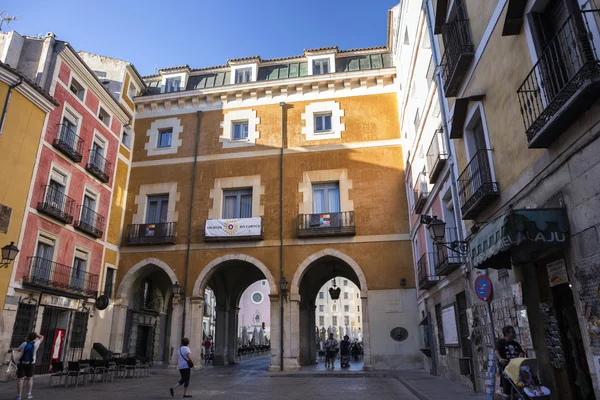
[20,342,35,364]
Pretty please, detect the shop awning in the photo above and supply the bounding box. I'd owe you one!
[470,208,569,269]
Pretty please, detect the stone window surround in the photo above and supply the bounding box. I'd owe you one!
[35,229,60,263]
[132,182,181,224]
[144,117,184,156]
[306,52,336,75]
[220,109,260,148]
[230,62,258,84]
[298,169,353,215]
[301,101,345,141]
[208,175,264,220]
[160,72,188,93]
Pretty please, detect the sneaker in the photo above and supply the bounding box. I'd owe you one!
[27,395,33,399]
[15,395,21,400]
[170,388,174,397]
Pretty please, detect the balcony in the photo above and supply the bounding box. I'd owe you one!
[412,172,429,214]
[297,211,355,238]
[458,149,499,220]
[85,149,111,183]
[74,205,104,238]
[204,217,263,241]
[440,19,474,97]
[426,128,448,184]
[124,222,177,245]
[517,13,600,148]
[37,185,75,224]
[52,124,84,162]
[417,253,439,290]
[23,256,99,298]
[434,227,466,276]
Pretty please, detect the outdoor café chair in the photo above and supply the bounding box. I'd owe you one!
[48,361,66,387]
[64,361,89,388]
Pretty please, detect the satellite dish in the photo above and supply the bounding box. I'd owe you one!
[95,295,110,310]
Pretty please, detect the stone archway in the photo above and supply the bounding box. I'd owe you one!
[116,257,178,306]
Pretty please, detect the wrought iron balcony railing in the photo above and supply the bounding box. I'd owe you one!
[413,172,429,214]
[426,128,448,184]
[517,12,600,148]
[440,19,474,97]
[52,124,84,162]
[85,148,111,183]
[74,205,105,238]
[458,149,499,220]
[297,211,355,238]
[417,252,439,290]
[23,256,99,297]
[434,227,466,276]
[124,222,177,245]
[37,185,75,224]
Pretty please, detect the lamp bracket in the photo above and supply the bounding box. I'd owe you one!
[435,240,469,256]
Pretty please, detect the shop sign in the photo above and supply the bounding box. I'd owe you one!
[547,259,569,287]
[40,294,80,310]
[205,218,262,238]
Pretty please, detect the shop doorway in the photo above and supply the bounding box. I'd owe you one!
[135,325,153,358]
[37,307,70,374]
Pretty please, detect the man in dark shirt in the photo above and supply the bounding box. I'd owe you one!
[495,325,525,398]
[340,335,350,368]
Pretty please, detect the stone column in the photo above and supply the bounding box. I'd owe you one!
[284,293,301,371]
[226,306,239,365]
[188,296,204,370]
[213,305,229,366]
[308,305,317,364]
[110,304,129,353]
[361,292,373,370]
[267,294,281,372]
[169,301,183,367]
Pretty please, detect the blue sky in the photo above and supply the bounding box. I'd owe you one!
[3,0,398,76]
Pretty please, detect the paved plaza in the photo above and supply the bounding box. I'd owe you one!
[0,358,484,400]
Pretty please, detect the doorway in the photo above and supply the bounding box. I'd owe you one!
[135,325,153,359]
[37,307,71,374]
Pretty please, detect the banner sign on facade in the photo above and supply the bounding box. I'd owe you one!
[205,218,262,238]
[41,294,80,310]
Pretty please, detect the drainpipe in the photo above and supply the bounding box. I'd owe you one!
[0,78,23,137]
[279,102,286,372]
[181,110,202,341]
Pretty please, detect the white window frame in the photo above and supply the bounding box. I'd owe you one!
[71,245,90,289]
[128,82,137,99]
[221,187,253,219]
[232,120,249,141]
[81,185,99,212]
[122,128,133,149]
[69,76,86,103]
[47,162,71,195]
[90,131,108,167]
[312,58,330,75]
[234,68,252,84]
[463,102,497,184]
[59,104,83,138]
[220,109,260,148]
[165,77,182,93]
[157,128,173,148]
[307,53,336,75]
[301,101,345,141]
[314,113,332,133]
[98,106,111,128]
[230,63,258,85]
[35,230,59,263]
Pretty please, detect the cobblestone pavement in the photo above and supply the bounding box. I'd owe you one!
[0,357,483,400]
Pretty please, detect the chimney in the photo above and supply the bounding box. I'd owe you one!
[45,32,56,39]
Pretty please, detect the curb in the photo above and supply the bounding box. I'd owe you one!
[394,375,432,400]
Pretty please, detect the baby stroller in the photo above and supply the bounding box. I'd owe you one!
[502,358,552,399]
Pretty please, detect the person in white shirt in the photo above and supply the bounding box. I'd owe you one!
[170,338,193,398]
[16,332,44,400]
[324,333,338,369]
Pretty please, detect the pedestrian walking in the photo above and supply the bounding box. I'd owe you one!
[495,325,525,399]
[170,338,194,398]
[340,335,350,368]
[203,336,213,363]
[324,333,338,369]
[16,332,44,400]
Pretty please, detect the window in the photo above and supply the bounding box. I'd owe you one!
[358,316,360,322]
[60,111,79,149]
[314,113,332,133]
[165,77,181,93]
[98,107,110,127]
[157,128,173,148]
[313,58,330,75]
[232,121,249,141]
[344,316,350,325]
[435,303,446,355]
[332,316,338,326]
[90,137,106,170]
[343,280,348,286]
[403,27,410,45]
[81,192,97,226]
[254,313,261,324]
[311,182,340,213]
[72,252,87,290]
[235,68,252,84]
[222,188,252,219]
[319,305,324,312]
[128,82,137,98]
[421,29,431,49]
[332,304,337,313]
[142,279,153,309]
[146,194,169,223]
[261,280,266,286]
[104,267,115,298]
[32,238,54,281]
[122,130,132,149]
[319,316,325,326]
[252,292,264,304]
[47,168,67,207]
[357,305,360,312]
[344,292,349,299]
[70,78,85,101]
[344,305,349,312]
[414,108,421,133]
[319,291,324,299]
[356,293,359,299]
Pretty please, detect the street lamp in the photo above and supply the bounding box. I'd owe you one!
[1,242,19,268]
[172,282,183,303]
[426,216,446,242]
[279,277,288,298]
[422,216,469,255]
[329,278,341,300]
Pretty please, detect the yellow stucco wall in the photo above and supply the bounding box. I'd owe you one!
[104,248,117,266]
[106,158,129,246]
[122,73,135,111]
[119,143,131,159]
[0,84,49,308]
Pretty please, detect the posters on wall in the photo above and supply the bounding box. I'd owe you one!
[547,259,569,287]
[442,305,459,346]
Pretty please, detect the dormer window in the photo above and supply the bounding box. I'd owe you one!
[165,77,181,93]
[313,58,330,75]
[235,68,252,84]
[70,78,85,101]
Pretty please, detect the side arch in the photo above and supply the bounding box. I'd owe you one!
[291,248,368,296]
[115,257,178,304]
[192,254,278,296]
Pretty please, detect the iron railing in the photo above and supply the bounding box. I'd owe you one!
[434,227,466,276]
[426,128,448,184]
[517,12,600,147]
[440,19,474,97]
[124,222,177,245]
[458,149,499,219]
[86,148,111,183]
[52,124,84,162]
[37,185,75,224]
[74,205,105,238]
[23,256,99,297]
[297,211,356,237]
[413,172,429,214]
[417,252,439,290]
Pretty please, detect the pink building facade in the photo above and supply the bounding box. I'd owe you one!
[238,280,271,342]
